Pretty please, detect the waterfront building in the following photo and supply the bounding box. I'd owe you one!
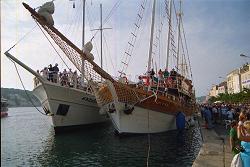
[227,69,241,94]
[209,85,218,97]
[217,81,227,94]
[240,63,250,90]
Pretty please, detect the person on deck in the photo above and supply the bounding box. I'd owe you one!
[53,63,59,83]
[149,69,155,86]
[61,69,68,86]
[48,64,54,82]
[137,76,143,85]
[163,68,169,78]
[67,68,73,87]
[41,67,48,80]
[158,69,163,84]
[72,70,78,88]
[34,70,40,86]
[149,68,155,79]
[170,68,177,80]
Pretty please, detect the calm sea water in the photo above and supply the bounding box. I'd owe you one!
[1,107,202,167]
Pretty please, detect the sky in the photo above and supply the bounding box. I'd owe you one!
[1,0,250,97]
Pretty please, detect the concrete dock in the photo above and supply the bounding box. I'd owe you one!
[192,119,233,167]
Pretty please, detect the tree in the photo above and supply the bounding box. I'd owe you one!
[208,88,250,104]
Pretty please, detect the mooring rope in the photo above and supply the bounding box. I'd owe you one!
[146,133,151,167]
[146,102,151,167]
[10,59,48,116]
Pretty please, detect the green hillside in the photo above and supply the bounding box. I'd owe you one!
[196,96,206,103]
[1,88,41,107]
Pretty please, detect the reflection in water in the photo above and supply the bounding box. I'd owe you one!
[2,108,201,167]
[38,124,201,167]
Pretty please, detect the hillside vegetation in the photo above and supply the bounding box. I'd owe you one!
[1,88,41,107]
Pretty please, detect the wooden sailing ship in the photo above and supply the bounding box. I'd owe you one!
[21,0,196,134]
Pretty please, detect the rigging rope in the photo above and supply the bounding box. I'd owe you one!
[86,4,101,62]
[10,59,48,116]
[103,32,115,74]
[103,0,121,25]
[181,20,193,80]
[6,25,37,52]
[91,0,122,40]
[35,21,71,71]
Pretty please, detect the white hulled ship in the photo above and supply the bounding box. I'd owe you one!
[93,0,196,134]
[5,1,108,133]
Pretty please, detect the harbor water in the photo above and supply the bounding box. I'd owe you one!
[1,107,202,167]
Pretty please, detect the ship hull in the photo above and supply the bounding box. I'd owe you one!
[33,82,107,133]
[96,81,195,134]
[106,102,177,134]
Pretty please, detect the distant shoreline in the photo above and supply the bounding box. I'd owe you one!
[1,88,41,108]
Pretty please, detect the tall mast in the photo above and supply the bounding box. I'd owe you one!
[82,0,86,79]
[82,0,86,49]
[176,0,182,73]
[91,4,111,69]
[100,4,103,68]
[147,0,156,72]
[166,0,172,70]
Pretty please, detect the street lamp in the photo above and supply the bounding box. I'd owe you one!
[240,54,250,58]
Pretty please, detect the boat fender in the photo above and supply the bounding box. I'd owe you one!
[108,103,116,113]
[124,104,134,115]
[176,112,185,130]
[108,108,116,113]
[99,107,106,115]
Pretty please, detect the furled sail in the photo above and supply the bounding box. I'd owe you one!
[37,1,55,26]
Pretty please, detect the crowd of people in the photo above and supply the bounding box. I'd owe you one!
[34,63,84,89]
[200,103,250,166]
[138,68,193,94]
